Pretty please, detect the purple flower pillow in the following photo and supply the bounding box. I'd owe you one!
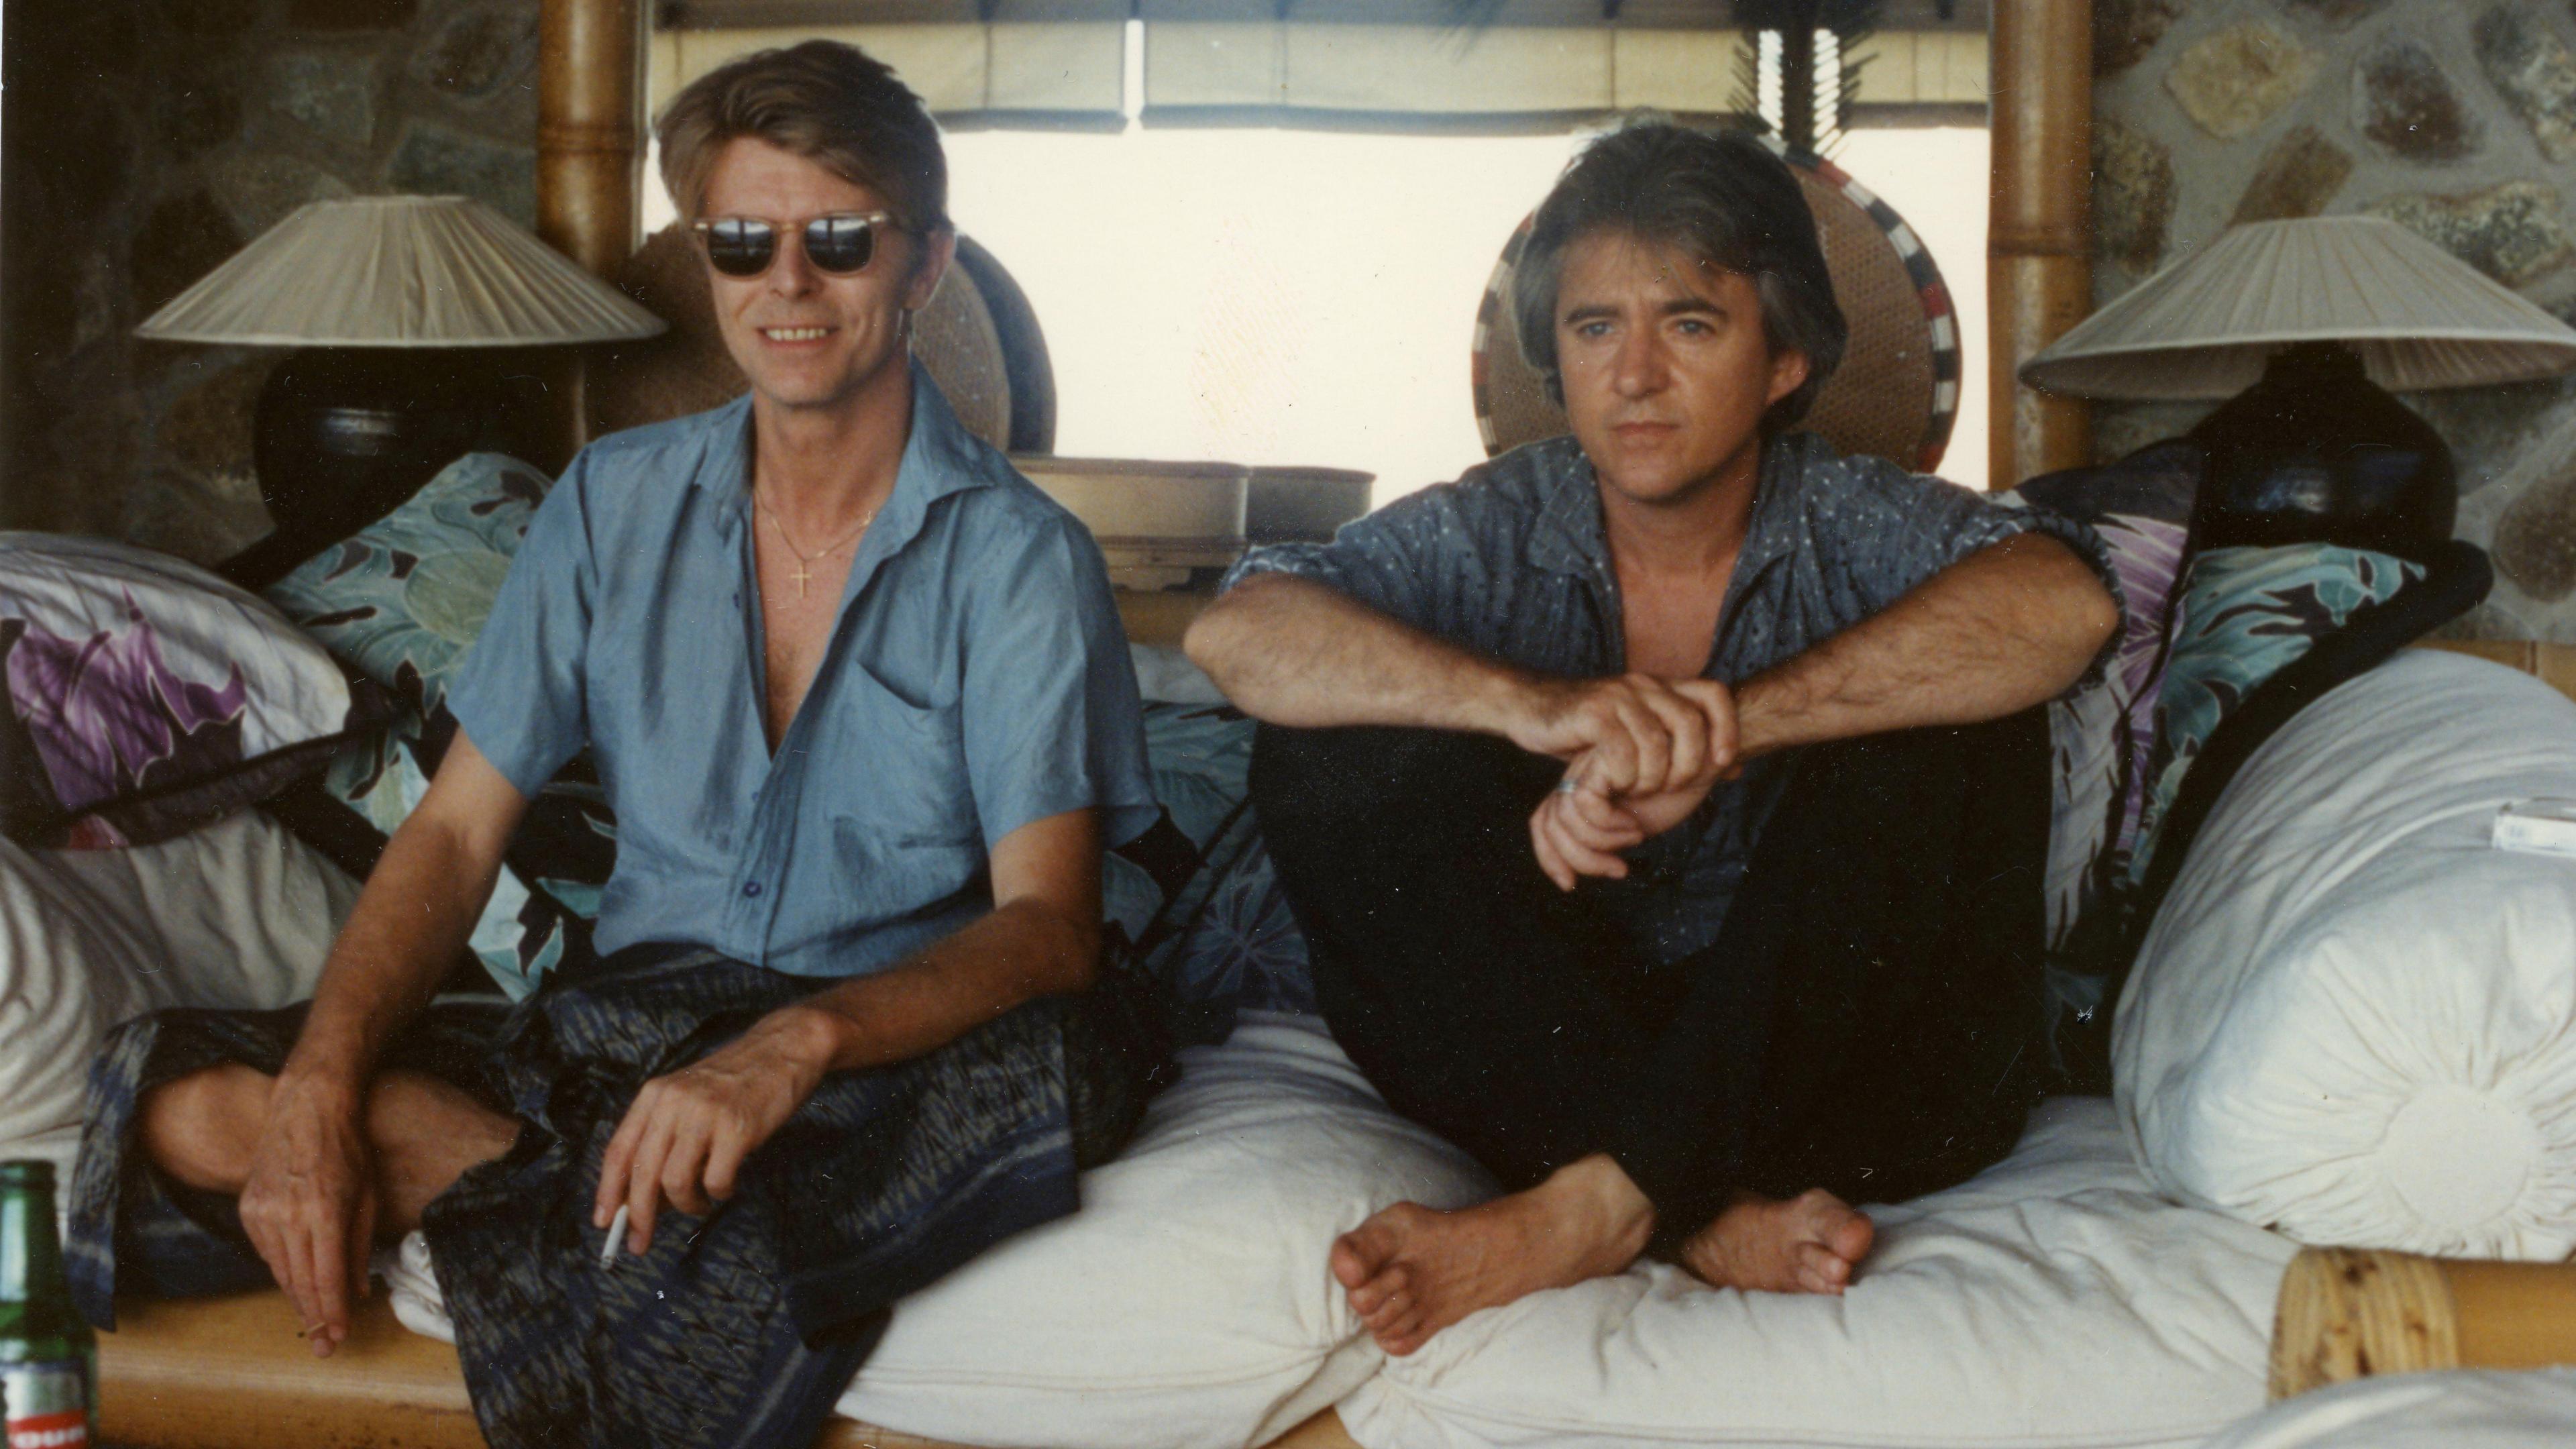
[1,534,390,849]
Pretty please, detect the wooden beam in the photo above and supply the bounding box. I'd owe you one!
[539,0,649,278]
[537,0,650,455]
[1986,0,2092,489]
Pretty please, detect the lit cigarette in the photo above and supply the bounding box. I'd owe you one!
[600,1203,631,1269]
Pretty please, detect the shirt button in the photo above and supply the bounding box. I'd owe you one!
[742,881,763,898]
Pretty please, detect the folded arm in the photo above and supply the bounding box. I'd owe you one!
[594,805,1106,1253]
[248,734,529,1355]
[1185,572,1731,797]
[1731,531,2118,757]
[1538,533,2120,883]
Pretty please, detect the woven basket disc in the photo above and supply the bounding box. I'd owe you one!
[586,223,1015,450]
[1474,149,1958,472]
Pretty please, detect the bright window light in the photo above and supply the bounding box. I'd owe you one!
[645,120,1992,502]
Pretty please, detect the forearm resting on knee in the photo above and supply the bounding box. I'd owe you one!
[1183,574,1534,735]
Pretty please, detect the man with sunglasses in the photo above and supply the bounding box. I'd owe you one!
[81,41,1165,1449]
[1187,122,2120,1355]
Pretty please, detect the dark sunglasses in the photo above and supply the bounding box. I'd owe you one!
[691,211,897,278]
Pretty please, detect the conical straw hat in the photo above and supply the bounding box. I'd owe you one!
[136,195,665,347]
[2021,215,2576,400]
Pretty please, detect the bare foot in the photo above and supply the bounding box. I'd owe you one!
[1678,1188,1874,1294]
[1329,1154,1652,1356]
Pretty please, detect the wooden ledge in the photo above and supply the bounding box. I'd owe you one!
[98,1289,1358,1449]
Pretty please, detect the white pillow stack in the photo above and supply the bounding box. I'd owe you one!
[2117,650,2576,1258]
[1337,1097,2295,1449]
[0,810,358,1179]
[388,1012,1499,1449]
[2198,1368,2576,1449]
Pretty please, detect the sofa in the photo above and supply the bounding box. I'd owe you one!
[8,448,2576,1448]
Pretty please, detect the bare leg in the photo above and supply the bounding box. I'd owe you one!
[362,1071,520,1234]
[138,1064,520,1238]
[1328,1153,1654,1357]
[138,1063,274,1196]
[1678,1188,1874,1295]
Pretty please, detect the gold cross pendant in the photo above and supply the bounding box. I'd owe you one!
[789,559,813,599]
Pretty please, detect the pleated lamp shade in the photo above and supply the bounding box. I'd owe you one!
[136,195,664,347]
[2020,216,2576,400]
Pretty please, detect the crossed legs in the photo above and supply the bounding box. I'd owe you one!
[1254,712,2049,1353]
[138,1063,520,1242]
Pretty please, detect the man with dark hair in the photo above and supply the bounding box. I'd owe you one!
[70,40,1167,1449]
[1185,121,2122,1353]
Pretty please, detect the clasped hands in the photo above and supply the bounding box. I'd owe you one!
[1513,673,1741,892]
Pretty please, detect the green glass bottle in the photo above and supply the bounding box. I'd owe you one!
[0,1161,95,1449]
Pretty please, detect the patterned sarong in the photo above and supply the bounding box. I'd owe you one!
[66,943,1174,1449]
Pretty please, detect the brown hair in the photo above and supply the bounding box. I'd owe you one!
[1512,119,1845,433]
[656,39,951,235]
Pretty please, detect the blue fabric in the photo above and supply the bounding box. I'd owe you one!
[1226,430,2121,965]
[64,944,1173,1449]
[446,365,1158,981]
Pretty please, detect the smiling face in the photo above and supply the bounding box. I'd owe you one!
[1553,228,1810,510]
[697,136,952,421]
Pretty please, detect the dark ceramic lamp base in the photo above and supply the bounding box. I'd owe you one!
[217,346,557,591]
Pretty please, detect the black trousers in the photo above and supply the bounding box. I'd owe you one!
[1250,710,2051,1251]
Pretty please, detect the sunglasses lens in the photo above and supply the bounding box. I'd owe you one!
[703,218,776,277]
[804,215,878,274]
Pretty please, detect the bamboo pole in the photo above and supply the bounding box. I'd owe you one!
[537,0,649,458]
[1986,0,2093,490]
[2270,1248,2576,1400]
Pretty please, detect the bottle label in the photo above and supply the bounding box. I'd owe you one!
[2,1362,89,1449]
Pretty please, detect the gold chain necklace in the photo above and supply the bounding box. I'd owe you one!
[757,491,879,600]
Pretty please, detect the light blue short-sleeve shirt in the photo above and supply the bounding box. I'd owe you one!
[446,364,1158,979]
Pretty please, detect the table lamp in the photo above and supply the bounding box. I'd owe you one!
[2020,215,2576,559]
[136,195,665,588]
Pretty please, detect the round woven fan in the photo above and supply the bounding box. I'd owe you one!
[1472,140,1960,472]
[585,227,1054,454]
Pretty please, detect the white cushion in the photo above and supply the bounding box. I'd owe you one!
[1337,1097,2294,1449]
[2116,651,2576,1258]
[386,1012,1497,1449]
[2198,1368,2576,1449]
[0,809,359,1180]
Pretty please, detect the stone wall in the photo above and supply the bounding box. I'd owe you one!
[0,0,541,562]
[2093,0,2576,641]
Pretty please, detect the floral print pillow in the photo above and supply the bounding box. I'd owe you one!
[265,453,551,720]
[1996,439,2203,945]
[2126,543,2430,889]
[1105,702,1318,1042]
[1,533,390,849]
[261,453,610,1000]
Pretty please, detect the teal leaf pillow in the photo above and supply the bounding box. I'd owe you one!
[265,453,550,720]
[264,453,599,999]
[2127,545,2426,889]
[1104,702,1318,1042]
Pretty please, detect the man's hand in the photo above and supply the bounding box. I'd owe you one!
[592,1005,834,1254]
[1527,678,1741,891]
[237,1071,376,1358]
[1507,674,1738,798]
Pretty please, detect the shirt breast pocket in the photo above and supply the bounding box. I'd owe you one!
[834,661,981,850]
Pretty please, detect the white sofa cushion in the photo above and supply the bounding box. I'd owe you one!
[2199,1368,2576,1449]
[1336,1096,2295,1449]
[2116,650,2576,1258]
[0,808,358,1180]
[388,1012,1497,1449]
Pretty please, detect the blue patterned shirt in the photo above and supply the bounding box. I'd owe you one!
[449,365,1158,979]
[1226,431,2116,964]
